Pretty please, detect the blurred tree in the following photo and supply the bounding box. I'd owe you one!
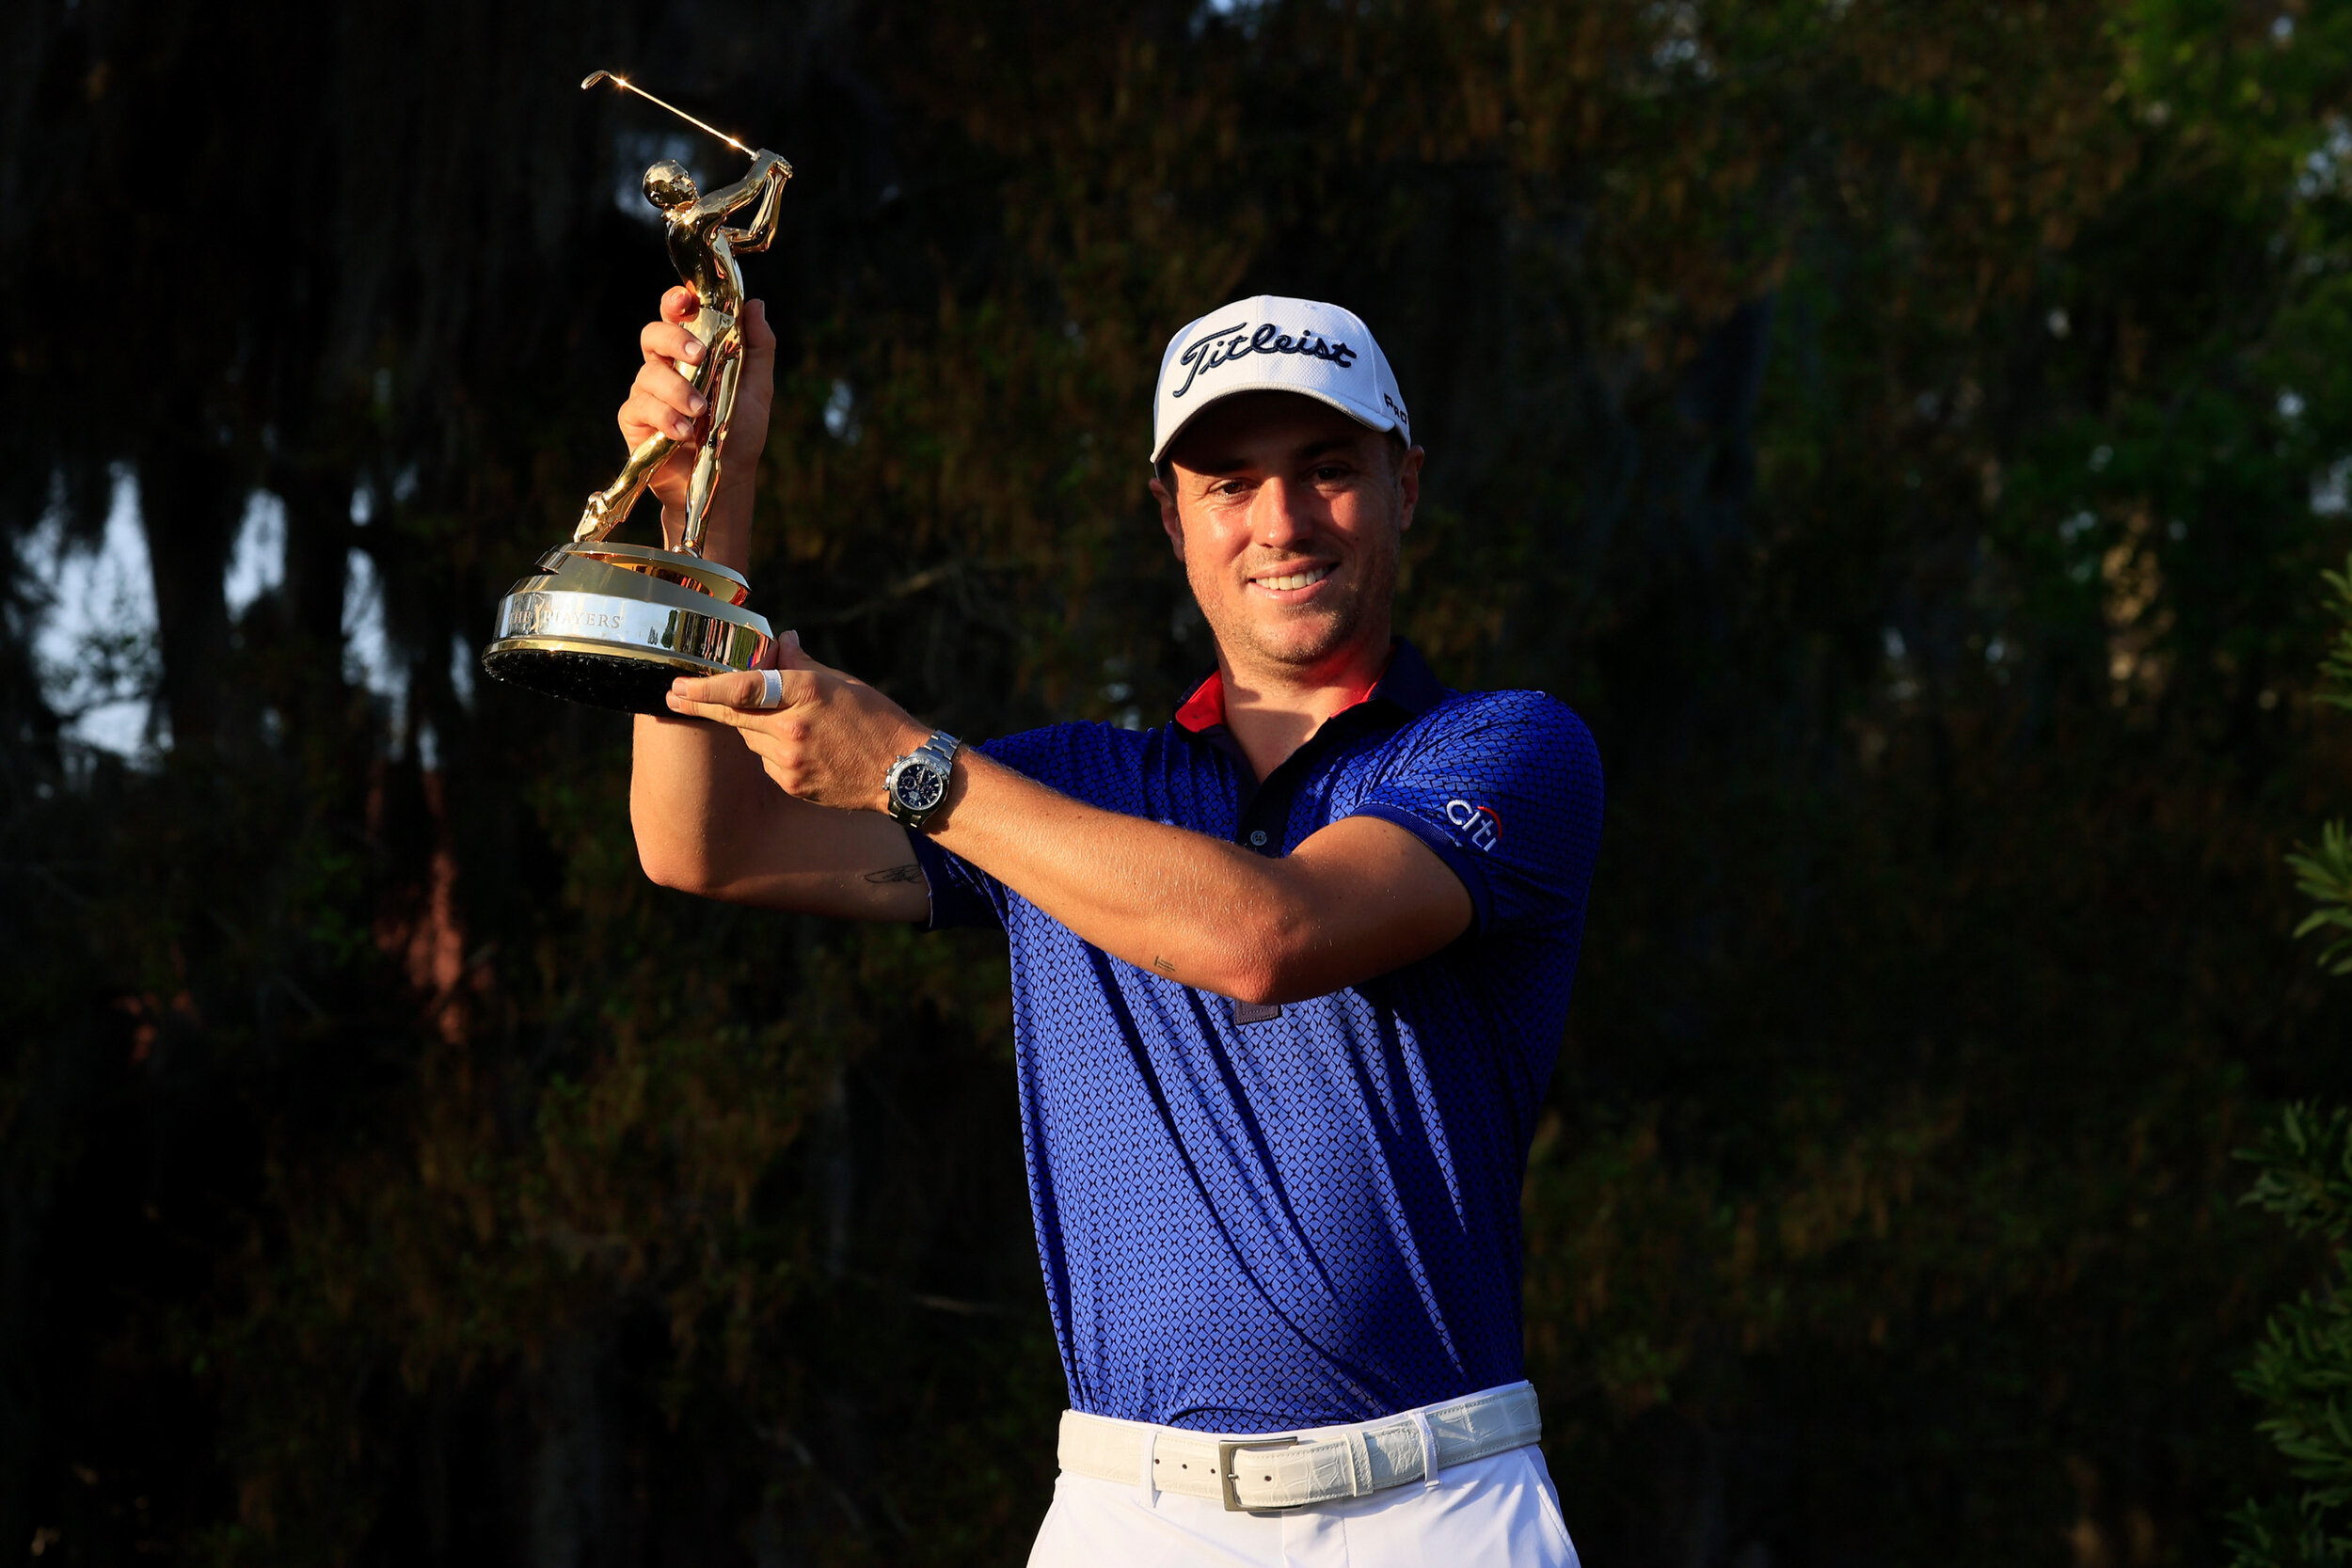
[5,0,2352,1563]
[2233,1104,2352,1568]
[2229,559,2352,1568]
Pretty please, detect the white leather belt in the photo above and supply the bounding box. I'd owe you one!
[1056,1382,1541,1514]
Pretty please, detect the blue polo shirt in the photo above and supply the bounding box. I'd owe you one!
[909,641,1602,1433]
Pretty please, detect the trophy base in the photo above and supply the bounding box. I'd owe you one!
[483,542,772,716]
[480,641,717,716]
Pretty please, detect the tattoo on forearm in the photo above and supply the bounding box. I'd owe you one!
[864,863,924,885]
[1152,955,1178,974]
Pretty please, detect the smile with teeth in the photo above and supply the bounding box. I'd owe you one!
[1251,563,1335,593]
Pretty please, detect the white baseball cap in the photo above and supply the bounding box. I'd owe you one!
[1150,295,1410,464]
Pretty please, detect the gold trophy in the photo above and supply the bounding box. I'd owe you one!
[483,72,792,714]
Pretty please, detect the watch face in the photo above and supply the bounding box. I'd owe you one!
[895,762,946,812]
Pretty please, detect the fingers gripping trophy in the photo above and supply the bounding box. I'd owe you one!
[482,72,793,714]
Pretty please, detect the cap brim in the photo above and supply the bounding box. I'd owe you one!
[1150,382,1402,465]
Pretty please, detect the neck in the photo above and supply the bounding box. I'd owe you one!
[1216,625,1392,781]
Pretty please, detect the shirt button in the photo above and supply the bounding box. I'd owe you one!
[1248,830,1268,847]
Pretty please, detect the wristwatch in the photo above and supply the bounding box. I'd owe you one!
[884,731,961,832]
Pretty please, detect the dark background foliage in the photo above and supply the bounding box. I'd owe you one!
[7,0,2352,1561]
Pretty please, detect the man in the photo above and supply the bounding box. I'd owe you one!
[626,289,1602,1564]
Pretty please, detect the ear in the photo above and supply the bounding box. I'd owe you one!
[1149,474,1187,562]
[1395,446,1425,534]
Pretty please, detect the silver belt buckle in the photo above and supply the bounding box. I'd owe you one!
[1217,1435,1304,1513]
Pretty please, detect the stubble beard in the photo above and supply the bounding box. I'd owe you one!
[1191,520,1402,679]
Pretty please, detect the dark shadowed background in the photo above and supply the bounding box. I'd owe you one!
[7,0,2352,1562]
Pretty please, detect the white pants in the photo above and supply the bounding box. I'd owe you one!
[1026,1444,1581,1566]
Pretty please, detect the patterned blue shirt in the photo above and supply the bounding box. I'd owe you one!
[909,641,1603,1433]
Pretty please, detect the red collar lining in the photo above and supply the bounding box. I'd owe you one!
[1173,673,1228,732]
[1171,660,1388,735]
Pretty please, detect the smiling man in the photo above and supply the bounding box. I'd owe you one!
[629,293,1603,1564]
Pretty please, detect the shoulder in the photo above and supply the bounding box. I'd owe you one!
[1350,686,1603,920]
[1399,688,1598,768]
[1373,689,1604,849]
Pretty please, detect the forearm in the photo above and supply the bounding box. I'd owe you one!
[630,708,771,886]
[629,712,922,916]
[654,463,753,580]
[726,165,787,255]
[655,657,1469,966]
[657,496,748,572]
[927,752,1321,1002]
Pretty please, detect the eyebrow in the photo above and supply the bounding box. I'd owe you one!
[1189,437,1362,477]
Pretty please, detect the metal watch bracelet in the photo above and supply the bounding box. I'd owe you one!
[884,731,961,832]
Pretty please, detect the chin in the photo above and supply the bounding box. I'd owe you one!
[1229,609,1357,669]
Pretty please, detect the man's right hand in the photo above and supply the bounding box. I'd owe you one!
[617,287,777,566]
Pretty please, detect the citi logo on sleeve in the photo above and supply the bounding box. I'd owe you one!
[1445,799,1501,851]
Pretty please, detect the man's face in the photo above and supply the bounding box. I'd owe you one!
[1151,391,1422,678]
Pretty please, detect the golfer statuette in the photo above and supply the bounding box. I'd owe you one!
[481,72,793,715]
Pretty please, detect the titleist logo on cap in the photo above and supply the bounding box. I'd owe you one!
[1150,293,1409,463]
[1171,320,1359,400]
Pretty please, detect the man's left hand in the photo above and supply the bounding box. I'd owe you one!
[665,633,929,814]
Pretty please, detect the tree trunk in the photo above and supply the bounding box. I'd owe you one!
[137,437,240,752]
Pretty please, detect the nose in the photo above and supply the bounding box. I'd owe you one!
[1249,477,1316,553]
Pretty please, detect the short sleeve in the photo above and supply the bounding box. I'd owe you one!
[908,830,1001,931]
[1347,691,1603,936]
